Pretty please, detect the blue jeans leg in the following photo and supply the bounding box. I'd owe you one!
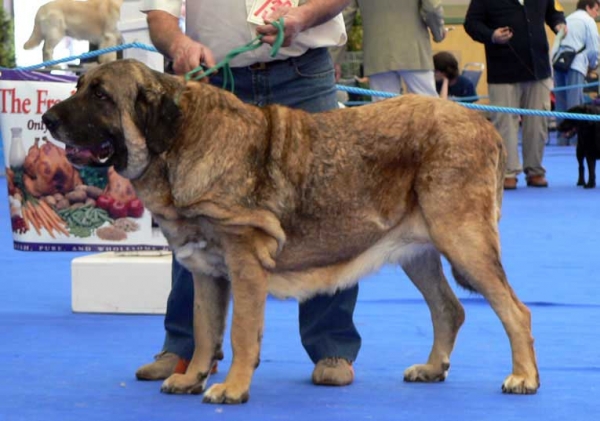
[163,47,361,364]
[163,259,195,360]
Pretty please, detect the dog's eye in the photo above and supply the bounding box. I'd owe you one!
[94,89,108,100]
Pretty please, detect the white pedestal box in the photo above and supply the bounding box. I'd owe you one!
[71,252,172,314]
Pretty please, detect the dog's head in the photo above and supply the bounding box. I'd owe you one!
[42,59,182,179]
[557,104,600,139]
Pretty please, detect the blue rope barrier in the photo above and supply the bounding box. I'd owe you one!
[4,42,600,122]
[3,42,158,71]
[337,84,600,121]
[453,94,489,102]
[336,84,398,99]
[553,80,599,92]
[460,102,600,121]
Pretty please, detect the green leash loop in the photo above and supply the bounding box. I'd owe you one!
[184,18,285,93]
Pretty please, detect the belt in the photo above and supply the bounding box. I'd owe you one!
[239,48,324,72]
[248,59,289,71]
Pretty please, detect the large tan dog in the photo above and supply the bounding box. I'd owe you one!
[42,59,539,404]
[24,0,123,64]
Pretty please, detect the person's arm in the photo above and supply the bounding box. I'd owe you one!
[586,21,599,70]
[257,0,351,46]
[545,0,566,34]
[421,0,446,43]
[464,0,495,44]
[439,77,449,100]
[146,10,216,75]
[329,0,358,66]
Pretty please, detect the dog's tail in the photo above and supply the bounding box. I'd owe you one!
[23,18,43,50]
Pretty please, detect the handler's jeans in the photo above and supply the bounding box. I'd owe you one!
[163,47,362,365]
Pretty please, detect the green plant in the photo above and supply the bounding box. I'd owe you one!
[0,5,16,68]
[347,10,363,52]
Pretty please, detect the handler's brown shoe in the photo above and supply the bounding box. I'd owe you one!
[526,175,548,188]
[135,351,181,380]
[135,352,218,380]
[503,177,517,190]
[312,357,354,386]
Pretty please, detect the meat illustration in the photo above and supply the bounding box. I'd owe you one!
[103,166,137,204]
[23,137,83,197]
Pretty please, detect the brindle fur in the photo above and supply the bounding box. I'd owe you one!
[43,59,539,404]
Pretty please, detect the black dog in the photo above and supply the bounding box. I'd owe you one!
[557,104,600,188]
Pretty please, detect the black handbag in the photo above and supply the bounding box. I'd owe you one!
[552,45,585,73]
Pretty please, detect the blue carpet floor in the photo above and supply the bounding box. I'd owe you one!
[1,145,599,421]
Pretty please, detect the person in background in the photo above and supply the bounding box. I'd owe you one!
[433,51,477,101]
[357,0,447,100]
[551,0,600,146]
[464,0,566,190]
[329,0,359,104]
[135,0,362,388]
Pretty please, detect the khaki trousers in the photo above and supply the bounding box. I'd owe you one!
[488,79,551,178]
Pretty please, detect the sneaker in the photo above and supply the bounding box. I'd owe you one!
[503,177,517,190]
[312,357,354,386]
[135,351,218,380]
[135,351,182,381]
[526,175,548,188]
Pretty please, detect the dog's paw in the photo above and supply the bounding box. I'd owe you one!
[577,179,585,186]
[584,182,596,189]
[202,382,249,404]
[160,373,208,395]
[403,363,449,382]
[501,374,539,394]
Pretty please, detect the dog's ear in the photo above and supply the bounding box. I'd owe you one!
[134,87,181,155]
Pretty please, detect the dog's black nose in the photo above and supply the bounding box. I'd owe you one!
[42,112,60,132]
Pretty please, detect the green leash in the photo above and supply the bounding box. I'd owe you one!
[184,18,285,93]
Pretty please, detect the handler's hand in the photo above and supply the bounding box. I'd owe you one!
[169,34,216,76]
[256,6,304,47]
[491,26,513,44]
[555,23,567,36]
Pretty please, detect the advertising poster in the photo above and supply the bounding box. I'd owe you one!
[1,69,168,251]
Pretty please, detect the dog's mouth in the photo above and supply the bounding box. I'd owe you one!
[65,141,115,168]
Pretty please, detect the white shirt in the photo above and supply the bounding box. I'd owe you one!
[140,0,347,67]
[551,9,600,76]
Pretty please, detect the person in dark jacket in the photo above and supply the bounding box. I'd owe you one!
[464,0,566,190]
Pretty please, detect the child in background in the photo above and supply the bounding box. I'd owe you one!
[433,51,477,102]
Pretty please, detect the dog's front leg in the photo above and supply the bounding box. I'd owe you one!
[203,235,268,404]
[98,34,119,63]
[161,273,230,395]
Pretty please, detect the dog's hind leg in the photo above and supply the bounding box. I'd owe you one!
[414,153,539,393]
[161,273,230,395]
[40,13,65,64]
[585,154,596,188]
[401,246,465,382]
[422,204,539,394]
[576,145,586,186]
